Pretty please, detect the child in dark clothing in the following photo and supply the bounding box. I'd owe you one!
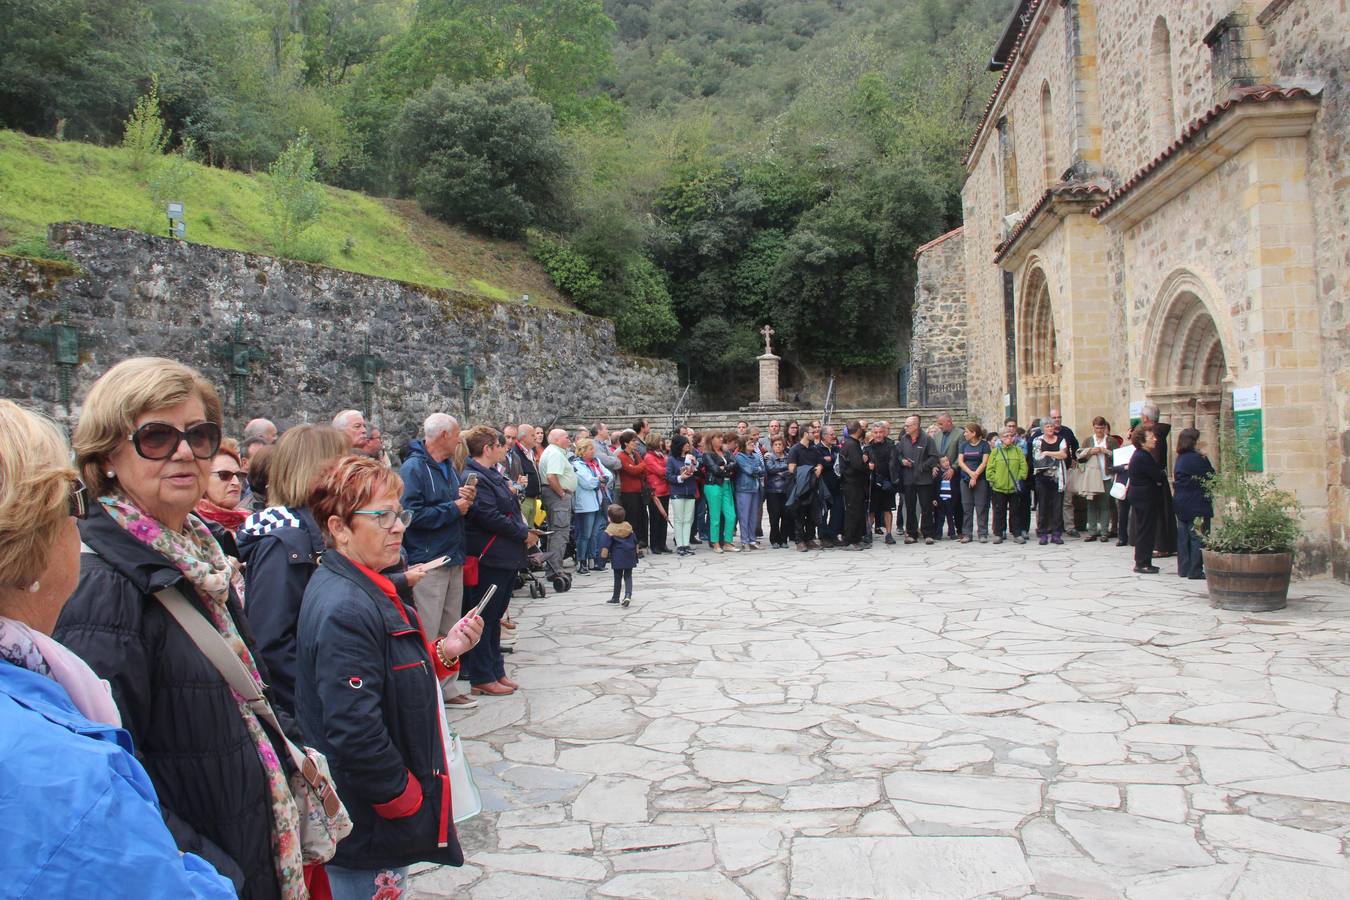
[598,503,640,607]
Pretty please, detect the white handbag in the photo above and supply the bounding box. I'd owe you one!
[435,697,483,823]
[1110,480,1128,501]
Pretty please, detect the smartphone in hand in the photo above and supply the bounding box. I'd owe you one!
[464,473,480,488]
[468,584,497,619]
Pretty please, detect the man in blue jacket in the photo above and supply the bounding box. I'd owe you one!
[400,412,478,707]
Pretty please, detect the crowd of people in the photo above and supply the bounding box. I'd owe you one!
[0,354,1216,899]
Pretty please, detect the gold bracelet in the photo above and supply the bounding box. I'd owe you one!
[434,638,459,669]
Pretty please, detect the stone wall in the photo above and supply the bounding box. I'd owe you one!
[907,229,969,410]
[0,223,680,439]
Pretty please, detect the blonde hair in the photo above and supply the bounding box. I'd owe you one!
[0,401,77,590]
[73,358,223,497]
[574,436,594,458]
[270,425,350,507]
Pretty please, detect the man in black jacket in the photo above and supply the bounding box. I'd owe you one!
[840,421,870,549]
[894,415,941,544]
[867,422,897,544]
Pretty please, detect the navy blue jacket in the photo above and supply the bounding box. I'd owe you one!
[1126,447,1167,507]
[58,507,300,900]
[599,523,640,569]
[237,506,326,716]
[296,552,463,871]
[1173,450,1215,522]
[464,458,531,572]
[665,455,698,499]
[399,441,467,566]
[763,451,791,493]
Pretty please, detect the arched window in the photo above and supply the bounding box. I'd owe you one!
[1150,17,1176,146]
[1040,82,1056,185]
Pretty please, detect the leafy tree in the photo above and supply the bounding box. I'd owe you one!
[395,76,571,238]
[122,77,170,172]
[266,131,326,258]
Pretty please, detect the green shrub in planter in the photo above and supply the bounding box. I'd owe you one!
[1201,437,1302,555]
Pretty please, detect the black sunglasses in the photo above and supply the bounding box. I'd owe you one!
[69,478,90,519]
[128,421,223,461]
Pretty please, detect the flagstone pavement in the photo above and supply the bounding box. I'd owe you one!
[408,539,1350,899]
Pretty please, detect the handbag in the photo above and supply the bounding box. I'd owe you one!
[462,535,498,587]
[433,700,482,823]
[1110,480,1128,501]
[153,587,352,863]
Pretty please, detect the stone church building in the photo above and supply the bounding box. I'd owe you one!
[911,0,1348,579]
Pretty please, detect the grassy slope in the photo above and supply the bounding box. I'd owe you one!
[0,130,568,307]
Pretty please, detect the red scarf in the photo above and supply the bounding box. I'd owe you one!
[194,498,249,533]
[350,560,455,681]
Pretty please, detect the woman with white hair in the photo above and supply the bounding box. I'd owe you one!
[0,399,233,897]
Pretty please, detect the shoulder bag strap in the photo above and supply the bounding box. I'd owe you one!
[479,534,497,560]
[153,587,309,776]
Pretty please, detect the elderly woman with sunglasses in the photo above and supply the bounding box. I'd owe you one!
[55,358,308,900]
[0,400,234,897]
[296,456,483,900]
[194,437,247,558]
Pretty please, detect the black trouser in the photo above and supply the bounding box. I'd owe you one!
[903,482,935,538]
[611,567,633,600]
[1132,502,1158,568]
[842,479,867,544]
[794,498,816,542]
[646,496,668,552]
[821,482,844,540]
[1035,476,1063,536]
[461,564,514,686]
[766,492,793,544]
[620,491,648,547]
[950,487,965,536]
[1117,498,1132,544]
[993,488,1015,539]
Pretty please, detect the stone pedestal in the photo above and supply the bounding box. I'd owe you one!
[758,352,780,405]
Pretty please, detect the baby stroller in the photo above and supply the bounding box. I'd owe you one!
[524,548,572,595]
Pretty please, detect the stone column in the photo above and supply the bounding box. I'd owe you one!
[758,353,780,405]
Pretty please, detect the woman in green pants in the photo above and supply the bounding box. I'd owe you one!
[699,432,739,553]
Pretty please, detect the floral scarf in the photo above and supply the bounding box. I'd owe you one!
[101,495,306,898]
[0,616,123,726]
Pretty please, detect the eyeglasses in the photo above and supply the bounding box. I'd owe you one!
[69,478,90,519]
[128,421,222,461]
[352,508,413,530]
[212,470,245,483]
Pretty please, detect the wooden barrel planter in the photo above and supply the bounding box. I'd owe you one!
[1202,550,1293,612]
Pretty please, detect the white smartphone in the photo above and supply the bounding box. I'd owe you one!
[468,584,497,619]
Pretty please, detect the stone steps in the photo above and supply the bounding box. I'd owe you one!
[563,406,970,435]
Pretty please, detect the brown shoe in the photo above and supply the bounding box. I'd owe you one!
[500,617,517,631]
[472,682,514,696]
[445,693,478,708]
[497,676,520,690]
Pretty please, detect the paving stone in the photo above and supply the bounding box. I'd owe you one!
[555,743,687,779]
[460,872,578,899]
[916,743,994,771]
[691,749,823,785]
[736,862,788,900]
[597,870,749,899]
[1048,782,1121,808]
[1192,747,1304,784]
[782,781,881,810]
[1125,785,1188,822]
[1123,863,1244,899]
[1122,724,1268,749]
[1229,858,1350,899]
[1202,813,1344,862]
[1227,770,1350,802]
[1056,733,1127,764]
[571,775,649,824]
[789,836,1034,898]
[466,852,606,882]
[714,824,784,872]
[1055,809,1213,874]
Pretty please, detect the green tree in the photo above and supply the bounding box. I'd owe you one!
[266,131,326,258]
[122,77,170,172]
[395,76,571,238]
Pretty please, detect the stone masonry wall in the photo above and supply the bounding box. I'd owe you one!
[907,230,969,410]
[0,223,679,440]
[1262,0,1350,579]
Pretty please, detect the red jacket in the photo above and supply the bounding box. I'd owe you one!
[643,451,671,497]
[618,450,646,494]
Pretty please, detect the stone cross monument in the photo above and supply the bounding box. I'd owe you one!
[758,324,780,405]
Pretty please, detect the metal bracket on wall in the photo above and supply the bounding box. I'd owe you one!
[20,295,93,409]
[211,319,267,417]
[349,335,389,420]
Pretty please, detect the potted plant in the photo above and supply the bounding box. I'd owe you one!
[1200,438,1302,611]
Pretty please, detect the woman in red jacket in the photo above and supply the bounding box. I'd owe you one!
[642,434,672,554]
[616,431,650,551]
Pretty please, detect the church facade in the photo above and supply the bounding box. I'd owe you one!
[919,0,1349,579]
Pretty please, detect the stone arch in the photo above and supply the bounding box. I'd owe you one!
[1150,17,1176,145]
[1040,81,1056,186]
[1146,270,1236,460]
[1017,262,1061,421]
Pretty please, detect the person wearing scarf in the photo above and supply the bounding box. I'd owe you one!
[0,398,235,897]
[55,358,307,899]
[195,437,249,558]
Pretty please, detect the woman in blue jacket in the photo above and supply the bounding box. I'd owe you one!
[0,400,233,899]
[1173,427,1215,580]
[462,427,540,696]
[732,437,765,550]
[665,435,699,556]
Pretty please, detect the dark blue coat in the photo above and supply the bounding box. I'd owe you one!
[763,451,791,493]
[237,506,326,716]
[1126,447,1167,507]
[399,441,467,566]
[295,551,463,871]
[1173,450,1215,522]
[599,523,640,569]
[665,455,698,499]
[464,458,530,571]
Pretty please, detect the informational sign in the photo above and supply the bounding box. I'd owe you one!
[166,201,184,220]
[1003,393,1012,421]
[1129,400,1144,419]
[1232,385,1263,472]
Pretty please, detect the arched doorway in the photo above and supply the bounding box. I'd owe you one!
[1149,287,1230,456]
[1018,266,1060,421]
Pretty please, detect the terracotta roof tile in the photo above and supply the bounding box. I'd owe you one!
[993,180,1112,262]
[1090,85,1318,218]
[913,226,964,260]
[962,0,1046,168]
